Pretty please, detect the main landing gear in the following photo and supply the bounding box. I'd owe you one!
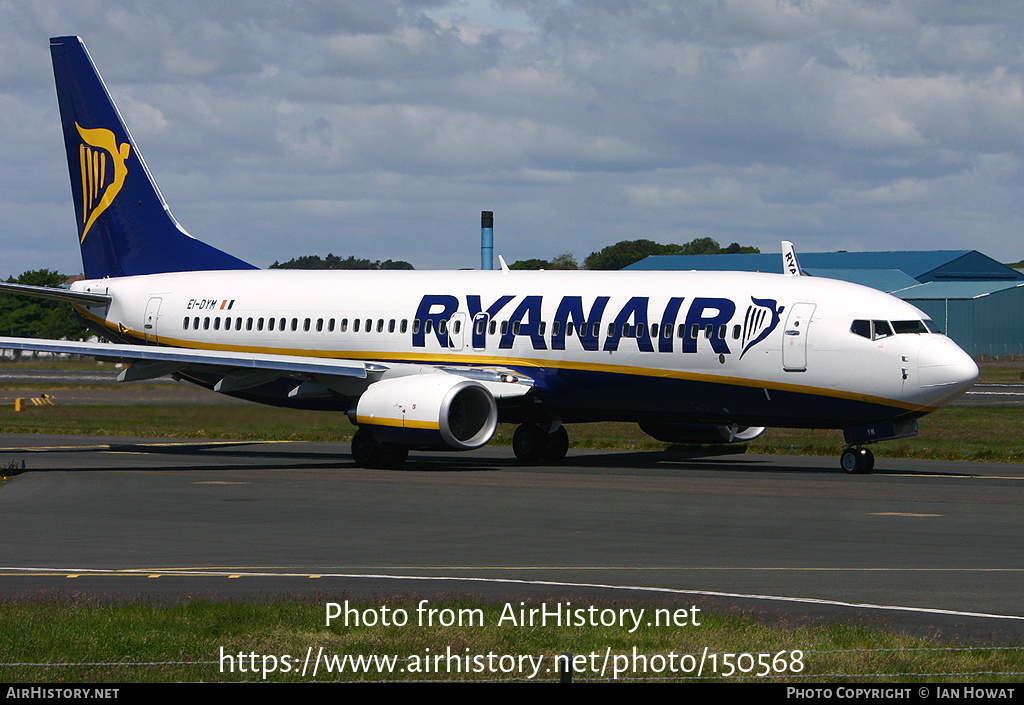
[350,428,408,469]
[841,446,874,474]
[512,423,569,464]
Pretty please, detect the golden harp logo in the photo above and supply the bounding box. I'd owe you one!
[76,123,130,244]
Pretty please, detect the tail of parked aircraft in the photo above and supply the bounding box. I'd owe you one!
[49,36,255,279]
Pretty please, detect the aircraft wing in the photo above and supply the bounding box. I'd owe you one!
[0,336,374,380]
[0,336,535,398]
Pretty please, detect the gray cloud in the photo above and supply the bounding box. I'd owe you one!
[0,0,1022,278]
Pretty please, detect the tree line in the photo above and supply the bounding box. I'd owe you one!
[510,237,759,270]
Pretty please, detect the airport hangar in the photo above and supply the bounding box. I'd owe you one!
[626,249,1024,357]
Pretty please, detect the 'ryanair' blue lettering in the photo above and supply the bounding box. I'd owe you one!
[410,293,776,357]
[413,294,458,348]
[466,294,514,348]
[658,297,685,353]
[499,295,546,350]
[682,297,735,354]
[603,296,653,352]
[552,296,609,351]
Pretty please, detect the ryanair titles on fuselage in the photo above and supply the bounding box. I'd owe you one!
[411,293,784,358]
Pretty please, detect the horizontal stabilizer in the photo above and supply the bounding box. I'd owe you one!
[0,282,111,306]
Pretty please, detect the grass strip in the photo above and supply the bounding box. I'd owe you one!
[0,404,1020,463]
[0,597,1021,683]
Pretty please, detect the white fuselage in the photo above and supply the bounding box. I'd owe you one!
[70,268,978,429]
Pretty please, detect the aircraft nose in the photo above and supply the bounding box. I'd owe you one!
[918,337,978,402]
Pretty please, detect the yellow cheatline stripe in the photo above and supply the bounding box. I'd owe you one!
[73,305,936,414]
[356,416,439,430]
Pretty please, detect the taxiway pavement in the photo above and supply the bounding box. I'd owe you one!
[1,434,1022,642]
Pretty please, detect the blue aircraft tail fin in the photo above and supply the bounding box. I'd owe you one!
[49,36,256,279]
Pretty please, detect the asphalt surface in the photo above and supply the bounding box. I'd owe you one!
[1,434,1023,643]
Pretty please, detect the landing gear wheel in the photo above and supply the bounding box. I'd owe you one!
[351,428,382,468]
[841,447,874,474]
[541,425,570,463]
[351,429,409,469]
[512,423,545,463]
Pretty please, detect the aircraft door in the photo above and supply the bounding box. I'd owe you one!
[144,297,162,344]
[472,313,489,351]
[782,302,815,372]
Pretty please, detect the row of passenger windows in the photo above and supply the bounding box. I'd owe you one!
[183,316,409,334]
[182,315,746,341]
[850,319,934,340]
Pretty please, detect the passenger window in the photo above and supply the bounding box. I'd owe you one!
[183,317,189,330]
[401,320,408,334]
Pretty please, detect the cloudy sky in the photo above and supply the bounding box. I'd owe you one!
[1,0,1022,277]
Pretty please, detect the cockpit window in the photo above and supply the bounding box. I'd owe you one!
[871,320,893,339]
[892,320,929,334]
[853,318,935,339]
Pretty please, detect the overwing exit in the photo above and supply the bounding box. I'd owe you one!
[0,37,979,474]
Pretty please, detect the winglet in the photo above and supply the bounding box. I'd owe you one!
[781,240,803,276]
[498,255,510,272]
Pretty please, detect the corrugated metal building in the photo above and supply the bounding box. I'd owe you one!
[628,250,1024,356]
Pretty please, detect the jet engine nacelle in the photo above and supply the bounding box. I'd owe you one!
[352,374,498,450]
[639,422,766,444]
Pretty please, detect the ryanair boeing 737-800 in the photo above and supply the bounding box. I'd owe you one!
[0,37,978,473]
